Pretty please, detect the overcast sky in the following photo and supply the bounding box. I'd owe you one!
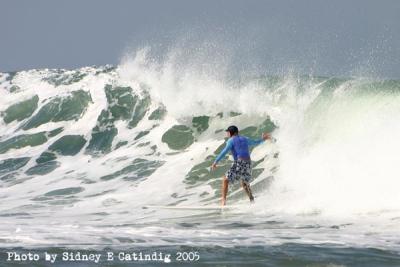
[1,0,400,78]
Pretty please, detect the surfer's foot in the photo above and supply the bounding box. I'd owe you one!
[249,196,255,203]
[221,199,226,206]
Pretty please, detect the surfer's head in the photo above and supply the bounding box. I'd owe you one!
[225,125,239,137]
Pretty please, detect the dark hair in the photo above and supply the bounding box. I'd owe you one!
[225,125,239,136]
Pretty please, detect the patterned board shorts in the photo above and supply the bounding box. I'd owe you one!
[226,159,252,183]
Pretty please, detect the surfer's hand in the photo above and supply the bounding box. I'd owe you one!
[262,132,271,140]
[211,163,217,171]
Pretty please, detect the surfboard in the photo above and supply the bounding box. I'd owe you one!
[142,205,240,210]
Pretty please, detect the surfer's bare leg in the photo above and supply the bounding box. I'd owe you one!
[221,177,229,206]
[241,180,254,202]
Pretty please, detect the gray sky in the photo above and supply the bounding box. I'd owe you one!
[1,0,400,78]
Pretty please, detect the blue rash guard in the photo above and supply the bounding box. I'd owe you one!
[214,135,265,164]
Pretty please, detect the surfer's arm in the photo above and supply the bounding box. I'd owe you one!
[214,139,233,164]
[246,132,272,146]
[246,137,265,146]
[246,133,272,146]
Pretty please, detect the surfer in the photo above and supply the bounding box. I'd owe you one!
[211,125,271,206]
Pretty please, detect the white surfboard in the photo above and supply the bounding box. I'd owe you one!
[142,205,240,210]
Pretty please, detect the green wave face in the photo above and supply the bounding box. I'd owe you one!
[2,95,39,123]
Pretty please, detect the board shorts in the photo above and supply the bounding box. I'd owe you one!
[225,159,252,183]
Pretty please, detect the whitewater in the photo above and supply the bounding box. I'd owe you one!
[1,49,400,266]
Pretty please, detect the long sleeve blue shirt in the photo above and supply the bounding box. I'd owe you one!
[214,135,264,164]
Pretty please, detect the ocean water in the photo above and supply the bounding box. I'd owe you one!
[1,50,400,266]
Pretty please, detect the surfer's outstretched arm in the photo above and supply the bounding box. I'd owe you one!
[212,138,233,168]
[246,132,271,146]
[246,137,265,146]
[211,139,233,170]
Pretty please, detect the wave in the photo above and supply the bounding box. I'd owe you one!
[1,48,400,223]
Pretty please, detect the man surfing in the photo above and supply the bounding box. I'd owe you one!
[211,125,272,206]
